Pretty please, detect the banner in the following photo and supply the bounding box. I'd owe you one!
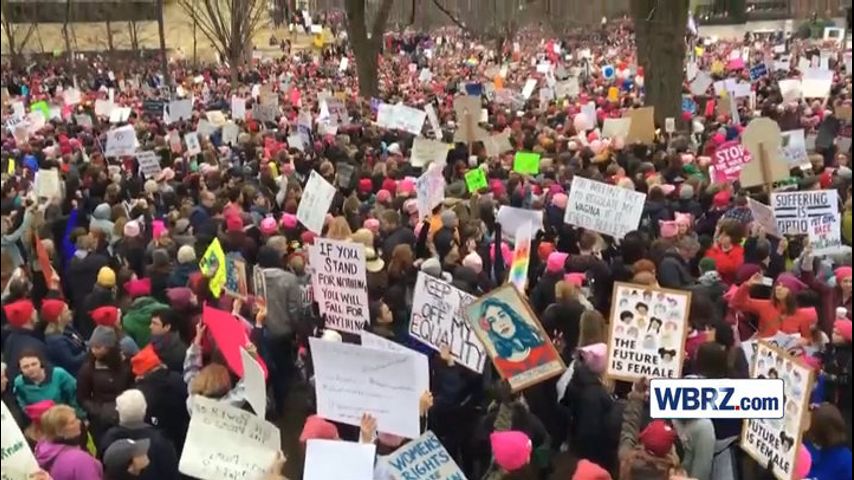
[508,222,532,292]
[711,141,751,183]
[564,176,647,239]
[304,440,376,480]
[309,238,369,333]
[740,342,814,480]
[136,151,162,179]
[297,170,336,234]
[199,238,227,297]
[464,285,564,391]
[385,431,467,480]
[179,396,280,480]
[808,212,842,256]
[1,400,39,479]
[309,338,422,438]
[606,282,691,382]
[409,272,486,373]
[771,190,838,235]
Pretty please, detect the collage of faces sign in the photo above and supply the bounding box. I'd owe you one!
[606,283,691,382]
[464,285,564,391]
[308,238,370,333]
[740,342,813,480]
[771,190,838,235]
[409,272,487,373]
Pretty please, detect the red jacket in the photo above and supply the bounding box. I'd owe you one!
[730,282,816,338]
[704,244,744,285]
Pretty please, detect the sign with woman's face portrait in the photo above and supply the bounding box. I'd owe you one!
[464,285,564,391]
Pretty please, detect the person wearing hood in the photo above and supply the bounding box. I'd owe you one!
[67,236,111,335]
[34,404,103,480]
[3,299,48,380]
[131,346,189,453]
[658,236,700,290]
[89,203,116,244]
[530,251,568,316]
[380,210,416,264]
[100,390,179,480]
[42,299,87,376]
[168,245,199,288]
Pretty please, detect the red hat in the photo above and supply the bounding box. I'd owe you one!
[226,215,244,233]
[300,231,316,246]
[90,305,120,327]
[24,400,56,424]
[834,320,852,343]
[131,345,162,377]
[4,300,35,328]
[639,420,677,457]
[381,178,397,195]
[40,299,68,324]
[124,278,151,298]
[713,190,731,208]
[358,178,373,194]
[572,459,612,480]
[299,415,339,443]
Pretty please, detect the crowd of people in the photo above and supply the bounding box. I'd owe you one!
[0,10,852,480]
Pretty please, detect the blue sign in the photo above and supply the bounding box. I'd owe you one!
[602,65,616,80]
[682,97,697,114]
[386,431,466,480]
[749,63,767,81]
[464,82,483,97]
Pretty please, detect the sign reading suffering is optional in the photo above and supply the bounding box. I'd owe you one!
[771,190,838,235]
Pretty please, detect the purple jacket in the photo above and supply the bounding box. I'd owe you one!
[35,441,103,480]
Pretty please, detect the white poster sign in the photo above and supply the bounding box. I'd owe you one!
[304,440,376,480]
[309,238,370,333]
[240,348,267,417]
[179,396,280,480]
[360,330,430,396]
[779,129,809,167]
[409,272,486,373]
[136,151,162,179]
[424,103,443,140]
[184,132,202,156]
[1,400,39,479]
[415,166,445,220]
[564,176,647,239]
[808,213,842,256]
[392,104,427,135]
[105,125,137,157]
[231,96,246,120]
[296,170,336,235]
[771,190,838,235]
[169,99,193,121]
[34,169,61,199]
[747,198,781,238]
[309,338,421,438]
[411,137,450,168]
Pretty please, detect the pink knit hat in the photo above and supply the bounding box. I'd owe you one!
[376,189,392,203]
[794,444,812,479]
[775,273,807,296]
[674,212,692,226]
[579,343,608,375]
[490,242,512,267]
[299,415,339,443]
[489,431,532,472]
[260,217,278,235]
[835,266,852,285]
[564,272,585,287]
[281,213,298,229]
[398,179,416,195]
[551,193,568,209]
[659,220,678,239]
[363,218,381,234]
[546,252,569,273]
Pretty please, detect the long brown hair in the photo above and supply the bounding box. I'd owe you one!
[578,311,607,348]
[387,244,414,279]
[806,403,848,448]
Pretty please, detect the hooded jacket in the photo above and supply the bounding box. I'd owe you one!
[89,203,115,243]
[262,268,301,339]
[658,249,695,290]
[35,441,103,480]
[133,367,189,452]
[99,421,179,480]
[14,366,85,419]
[122,297,169,347]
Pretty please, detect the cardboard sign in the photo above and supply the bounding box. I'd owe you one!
[808,213,842,256]
[168,99,193,121]
[309,338,422,438]
[464,168,488,192]
[297,170,336,234]
[309,239,370,333]
[779,129,809,168]
[231,96,246,120]
[740,118,788,188]
[409,272,485,373]
[509,222,532,292]
[464,285,564,391]
[624,106,655,144]
[771,190,838,235]
[385,431,465,480]
[415,166,445,220]
[711,141,751,183]
[564,176,647,239]
[740,342,814,480]
[411,137,450,168]
[105,125,137,157]
[304,440,376,480]
[606,282,691,382]
[179,396,280,480]
[513,151,540,174]
[199,238,227,297]
[34,169,61,199]
[747,198,781,238]
[1,400,40,478]
[601,118,632,139]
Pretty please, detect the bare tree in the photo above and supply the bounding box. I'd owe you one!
[631,0,688,125]
[106,20,115,51]
[1,0,39,69]
[176,0,267,85]
[431,0,539,59]
[344,0,395,98]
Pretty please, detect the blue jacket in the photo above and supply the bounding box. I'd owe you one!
[61,208,79,271]
[45,327,87,376]
[806,442,852,480]
[3,328,48,380]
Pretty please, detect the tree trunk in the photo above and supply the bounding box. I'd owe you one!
[106,20,114,51]
[353,37,380,97]
[631,0,688,126]
[156,0,171,91]
[346,0,394,98]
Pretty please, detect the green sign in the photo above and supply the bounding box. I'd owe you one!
[30,101,50,119]
[464,167,487,192]
[513,151,540,175]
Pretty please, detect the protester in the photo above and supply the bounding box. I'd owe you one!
[35,404,104,480]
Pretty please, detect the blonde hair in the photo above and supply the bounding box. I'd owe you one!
[190,364,232,398]
[578,310,607,348]
[40,405,77,440]
[326,216,352,241]
[632,271,658,286]
[554,280,579,302]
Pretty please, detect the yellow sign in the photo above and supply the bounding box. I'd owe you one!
[711,60,725,75]
[7,159,15,175]
[694,46,705,57]
[200,238,227,297]
[608,87,619,102]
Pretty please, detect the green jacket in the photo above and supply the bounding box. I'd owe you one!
[122,296,168,348]
[14,366,85,419]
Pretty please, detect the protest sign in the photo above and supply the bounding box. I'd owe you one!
[199,238,227,297]
[778,79,802,103]
[409,272,486,372]
[513,152,540,174]
[252,103,279,123]
[205,110,227,127]
[142,99,165,117]
[740,342,813,480]
[554,77,579,98]
[252,266,267,301]
[606,282,691,382]
[240,348,267,417]
[564,176,646,239]
[179,396,280,480]
[392,104,427,135]
[201,305,254,377]
[297,170,336,234]
[464,285,564,391]
[741,333,804,371]
[309,238,370,333]
[415,166,445,220]
[496,206,544,241]
[711,141,751,183]
[385,431,466,480]
[231,96,246,120]
[360,330,430,396]
[624,106,655,144]
[771,190,838,235]
[411,137,450,167]
[109,107,131,123]
[336,162,355,188]
[689,71,713,96]
[136,151,162,179]
[509,222,532,292]
[453,96,489,143]
[304,440,376,480]
[424,103,443,140]
[464,168,487,192]
[808,213,842,256]
[222,122,239,145]
[749,63,768,81]
[105,125,137,157]
[740,117,788,188]
[779,129,809,168]
[184,132,201,156]
[223,254,248,298]
[309,338,422,438]
[483,130,513,158]
[747,198,781,238]
[34,169,61,199]
[63,88,82,106]
[168,99,193,121]
[376,103,396,129]
[2,400,39,480]
[601,118,632,139]
[801,68,833,98]
[95,99,114,117]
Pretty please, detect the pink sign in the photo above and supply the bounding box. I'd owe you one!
[201,304,268,379]
[711,141,751,183]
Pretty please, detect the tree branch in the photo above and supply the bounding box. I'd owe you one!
[371,0,395,41]
[431,0,468,32]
